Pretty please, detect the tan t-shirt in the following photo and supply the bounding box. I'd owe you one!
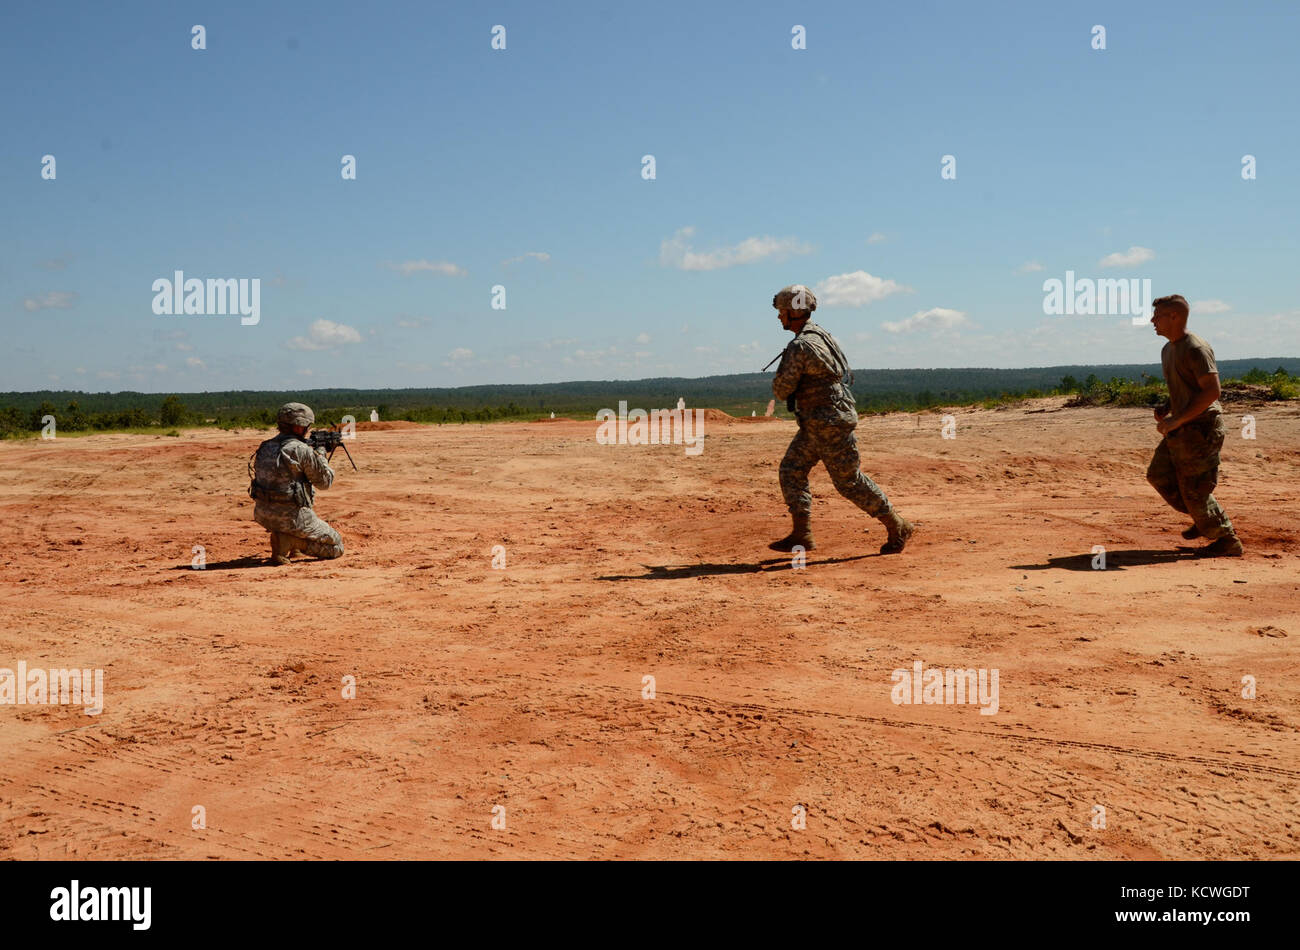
[1161,332,1222,422]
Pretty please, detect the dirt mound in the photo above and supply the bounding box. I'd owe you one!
[352,420,423,431]
[1065,384,1288,409]
[698,408,780,425]
[1220,383,1280,404]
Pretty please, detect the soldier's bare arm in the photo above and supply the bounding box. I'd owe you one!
[1158,371,1220,434]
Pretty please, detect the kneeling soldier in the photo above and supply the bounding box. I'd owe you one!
[249,402,345,564]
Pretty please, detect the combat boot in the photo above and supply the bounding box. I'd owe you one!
[269,532,293,566]
[769,512,815,552]
[1198,533,1244,558]
[878,510,915,555]
[1181,525,1202,540]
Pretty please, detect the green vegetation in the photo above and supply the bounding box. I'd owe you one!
[2,360,1297,438]
[1059,367,1296,408]
[1057,372,1168,408]
[0,394,546,439]
[1242,366,1300,400]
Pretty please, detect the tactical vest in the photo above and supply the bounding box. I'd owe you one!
[792,326,854,410]
[248,436,314,507]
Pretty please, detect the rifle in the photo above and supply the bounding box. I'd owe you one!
[308,428,358,471]
[759,350,798,412]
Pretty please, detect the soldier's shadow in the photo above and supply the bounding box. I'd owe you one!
[598,554,872,581]
[168,556,267,571]
[1012,548,1200,571]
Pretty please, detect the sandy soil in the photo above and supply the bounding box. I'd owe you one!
[1,402,1297,859]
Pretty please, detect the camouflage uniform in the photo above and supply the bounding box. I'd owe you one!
[1147,416,1232,539]
[250,404,344,560]
[1146,332,1234,541]
[772,322,895,519]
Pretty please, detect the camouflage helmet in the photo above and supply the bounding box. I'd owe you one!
[773,284,817,313]
[277,402,315,428]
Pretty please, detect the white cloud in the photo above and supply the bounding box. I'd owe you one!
[96,370,119,380]
[866,232,887,244]
[1193,299,1231,314]
[1099,246,1155,268]
[175,342,194,352]
[659,226,812,271]
[635,332,650,344]
[1018,261,1045,273]
[881,307,969,334]
[286,319,363,351]
[185,357,205,368]
[738,340,761,353]
[153,363,168,372]
[447,347,474,361]
[299,368,314,376]
[384,259,466,277]
[22,291,78,311]
[563,346,619,366]
[501,251,550,266]
[814,270,912,307]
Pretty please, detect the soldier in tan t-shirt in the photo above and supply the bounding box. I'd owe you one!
[1145,295,1241,556]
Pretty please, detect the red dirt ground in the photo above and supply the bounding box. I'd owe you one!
[1,402,1297,858]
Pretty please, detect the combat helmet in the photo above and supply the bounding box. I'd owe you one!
[773,284,817,313]
[277,402,315,429]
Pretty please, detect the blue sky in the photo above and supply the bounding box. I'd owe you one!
[3,0,1298,393]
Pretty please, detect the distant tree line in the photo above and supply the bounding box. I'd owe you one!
[0,395,539,438]
[2,364,1296,437]
[0,395,190,436]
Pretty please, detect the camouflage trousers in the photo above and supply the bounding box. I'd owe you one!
[253,501,345,559]
[1146,415,1234,540]
[780,419,893,518]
